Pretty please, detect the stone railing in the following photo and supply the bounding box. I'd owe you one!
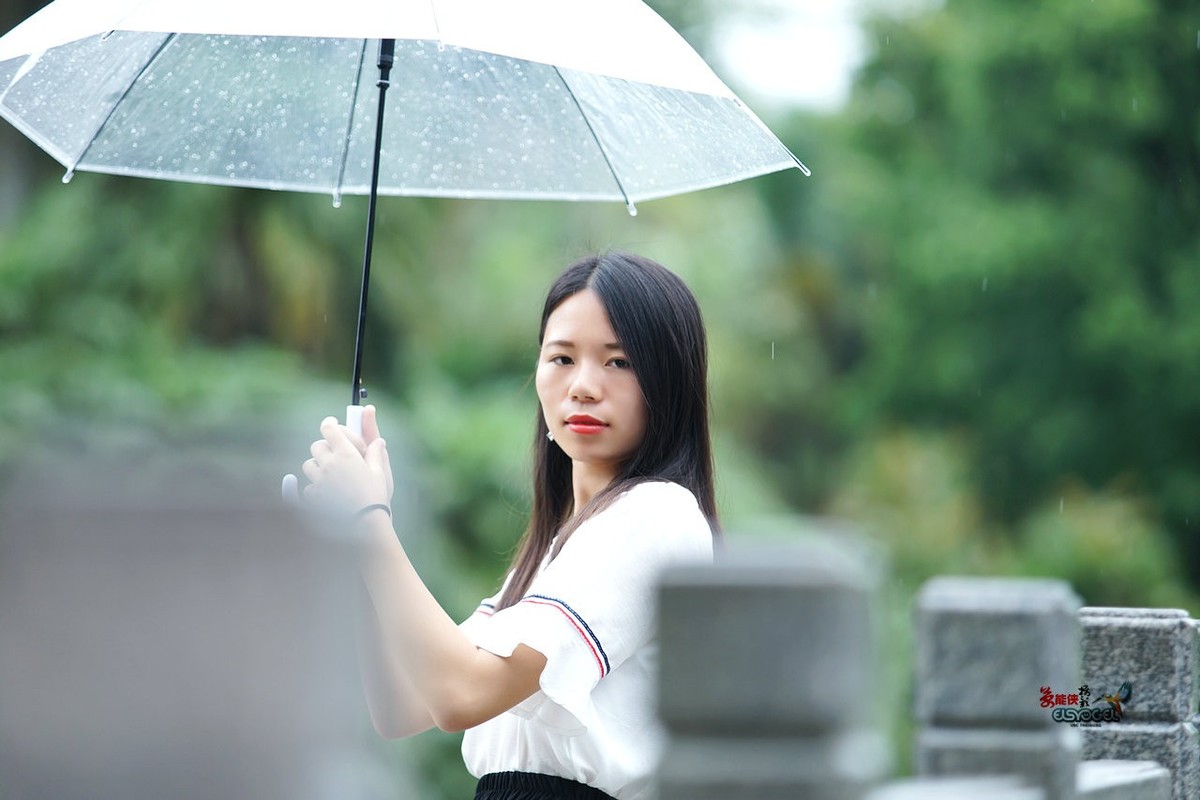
[654,532,1189,800]
[1079,608,1199,800]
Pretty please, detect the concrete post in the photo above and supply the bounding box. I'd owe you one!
[915,577,1084,800]
[654,534,888,800]
[1079,607,1200,800]
[0,427,391,800]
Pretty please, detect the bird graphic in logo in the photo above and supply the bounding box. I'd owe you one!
[1097,681,1133,719]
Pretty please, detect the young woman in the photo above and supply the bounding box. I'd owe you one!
[302,252,719,800]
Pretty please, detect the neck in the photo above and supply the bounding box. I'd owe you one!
[571,461,618,515]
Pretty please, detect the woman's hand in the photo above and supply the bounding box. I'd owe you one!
[301,404,393,513]
[360,404,395,504]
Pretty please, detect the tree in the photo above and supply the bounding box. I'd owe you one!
[810,0,1200,577]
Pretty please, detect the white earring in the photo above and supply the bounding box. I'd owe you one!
[547,431,554,442]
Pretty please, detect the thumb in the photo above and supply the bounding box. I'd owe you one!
[368,437,394,504]
[366,437,388,469]
[362,404,381,444]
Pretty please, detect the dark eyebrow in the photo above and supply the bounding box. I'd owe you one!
[542,339,623,350]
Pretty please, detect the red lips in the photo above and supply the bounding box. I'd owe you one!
[566,414,607,435]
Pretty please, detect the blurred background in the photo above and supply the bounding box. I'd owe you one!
[1,0,1197,796]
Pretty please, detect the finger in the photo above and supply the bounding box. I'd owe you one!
[311,438,335,464]
[362,404,381,444]
[365,438,387,470]
[365,439,394,502]
[379,439,395,498]
[301,458,320,483]
[320,416,357,455]
[342,423,367,455]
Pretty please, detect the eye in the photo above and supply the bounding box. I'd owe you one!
[609,357,632,369]
[549,355,573,366]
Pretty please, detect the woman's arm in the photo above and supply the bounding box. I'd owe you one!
[354,505,546,733]
[354,583,435,739]
[306,411,546,734]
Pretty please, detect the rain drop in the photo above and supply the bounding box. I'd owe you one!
[771,342,776,360]
[982,277,989,292]
[1132,97,1138,112]
[1059,497,1064,513]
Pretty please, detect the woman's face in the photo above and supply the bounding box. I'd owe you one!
[537,289,647,480]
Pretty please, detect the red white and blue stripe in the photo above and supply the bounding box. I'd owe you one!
[520,594,611,678]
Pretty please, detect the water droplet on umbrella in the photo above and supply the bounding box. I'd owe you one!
[625,201,638,216]
[61,170,74,184]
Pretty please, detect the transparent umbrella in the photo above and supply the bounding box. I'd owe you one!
[0,0,809,419]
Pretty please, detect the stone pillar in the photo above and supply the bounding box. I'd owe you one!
[915,578,1083,800]
[0,425,389,800]
[1078,607,1200,800]
[654,535,888,800]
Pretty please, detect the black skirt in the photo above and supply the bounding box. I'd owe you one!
[473,771,616,800]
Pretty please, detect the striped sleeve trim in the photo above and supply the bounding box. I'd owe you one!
[473,602,495,617]
[520,594,611,678]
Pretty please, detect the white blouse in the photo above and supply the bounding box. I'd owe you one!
[458,481,714,800]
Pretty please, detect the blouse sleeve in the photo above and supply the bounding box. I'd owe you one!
[460,481,713,734]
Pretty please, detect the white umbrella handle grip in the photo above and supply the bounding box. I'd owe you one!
[345,404,364,438]
[281,406,365,502]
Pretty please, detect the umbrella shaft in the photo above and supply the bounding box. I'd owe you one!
[350,39,396,408]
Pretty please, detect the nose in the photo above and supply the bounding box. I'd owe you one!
[568,360,602,402]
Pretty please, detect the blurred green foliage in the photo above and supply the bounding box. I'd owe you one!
[2,0,1198,791]
[807,0,1200,579]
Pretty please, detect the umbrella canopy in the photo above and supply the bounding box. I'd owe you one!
[1,0,808,428]
[0,0,807,211]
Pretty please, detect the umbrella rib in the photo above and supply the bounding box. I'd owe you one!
[552,67,636,215]
[66,32,177,179]
[733,96,812,177]
[333,39,370,205]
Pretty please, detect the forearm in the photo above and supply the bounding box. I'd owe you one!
[354,584,436,738]
[301,415,538,730]
[355,512,544,732]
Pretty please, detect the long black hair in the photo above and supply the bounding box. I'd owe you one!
[496,251,719,611]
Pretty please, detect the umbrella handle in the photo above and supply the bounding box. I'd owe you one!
[345,404,364,438]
